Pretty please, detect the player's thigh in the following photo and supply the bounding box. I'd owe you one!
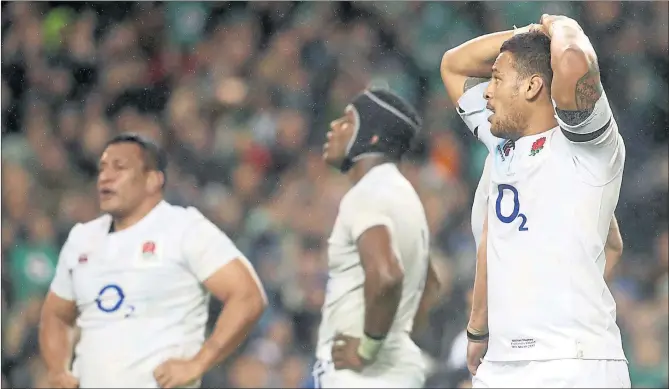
[322,370,424,389]
[560,359,630,388]
[474,359,630,388]
[471,360,505,388]
[472,359,566,388]
[313,360,424,389]
[525,359,630,388]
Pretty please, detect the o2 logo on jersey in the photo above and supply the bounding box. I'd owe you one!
[96,284,135,317]
[495,184,529,231]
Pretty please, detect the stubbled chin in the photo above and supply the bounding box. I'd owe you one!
[489,125,503,138]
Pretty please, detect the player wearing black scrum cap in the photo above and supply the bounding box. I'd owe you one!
[312,89,442,388]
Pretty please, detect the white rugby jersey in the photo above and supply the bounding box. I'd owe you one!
[316,163,429,373]
[457,82,626,362]
[50,201,248,388]
[472,155,492,249]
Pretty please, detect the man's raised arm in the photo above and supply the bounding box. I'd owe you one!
[441,26,538,105]
[542,14,624,183]
[441,25,540,151]
[542,14,601,116]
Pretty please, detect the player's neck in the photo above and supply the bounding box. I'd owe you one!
[522,104,558,138]
[348,155,394,184]
[112,196,163,232]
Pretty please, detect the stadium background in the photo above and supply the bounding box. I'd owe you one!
[1,1,666,388]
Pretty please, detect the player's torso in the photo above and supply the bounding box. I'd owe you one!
[317,165,428,368]
[485,130,625,361]
[71,226,206,327]
[69,208,209,386]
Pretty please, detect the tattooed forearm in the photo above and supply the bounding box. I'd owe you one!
[556,60,602,125]
[464,77,490,93]
[555,108,591,126]
[574,61,603,112]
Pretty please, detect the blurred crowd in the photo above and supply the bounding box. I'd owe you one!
[1,2,667,388]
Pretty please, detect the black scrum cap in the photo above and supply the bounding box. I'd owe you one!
[340,89,422,173]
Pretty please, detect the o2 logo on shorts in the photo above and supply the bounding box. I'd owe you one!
[96,284,135,318]
[495,184,529,231]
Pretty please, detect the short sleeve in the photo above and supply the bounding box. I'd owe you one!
[553,92,625,184]
[50,224,80,301]
[182,211,244,282]
[342,196,395,242]
[457,81,503,152]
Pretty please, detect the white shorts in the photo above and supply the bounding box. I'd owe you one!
[472,359,630,388]
[312,359,425,388]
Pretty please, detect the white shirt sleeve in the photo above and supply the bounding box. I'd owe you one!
[182,210,245,282]
[50,224,81,301]
[341,193,395,243]
[471,155,491,250]
[553,91,625,184]
[457,81,504,153]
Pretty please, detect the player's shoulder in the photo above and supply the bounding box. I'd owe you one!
[67,214,112,245]
[165,204,237,253]
[158,202,212,228]
[346,165,397,198]
[342,164,418,213]
[341,180,385,215]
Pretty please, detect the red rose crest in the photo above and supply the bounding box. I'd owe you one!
[142,241,156,259]
[530,137,546,156]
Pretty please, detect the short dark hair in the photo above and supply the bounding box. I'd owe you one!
[500,31,553,90]
[105,133,168,184]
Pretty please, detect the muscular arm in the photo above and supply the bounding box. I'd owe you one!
[544,15,602,125]
[440,30,515,105]
[469,217,488,334]
[604,216,623,283]
[412,259,443,338]
[193,258,267,372]
[39,292,78,373]
[357,225,404,338]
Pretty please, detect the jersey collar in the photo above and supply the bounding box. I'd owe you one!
[108,200,169,235]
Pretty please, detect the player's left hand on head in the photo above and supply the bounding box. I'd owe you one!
[331,333,369,372]
[153,358,204,389]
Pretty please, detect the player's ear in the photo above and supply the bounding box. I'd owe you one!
[525,75,544,101]
[147,171,164,191]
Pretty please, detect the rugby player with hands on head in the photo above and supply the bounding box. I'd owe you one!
[442,13,629,388]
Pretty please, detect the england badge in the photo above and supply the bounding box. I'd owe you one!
[142,241,157,260]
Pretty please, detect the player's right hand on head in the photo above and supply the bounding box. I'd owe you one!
[516,23,548,37]
[466,339,488,376]
[47,370,79,389]
[539,14,582,37]
[528,23,548,36]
